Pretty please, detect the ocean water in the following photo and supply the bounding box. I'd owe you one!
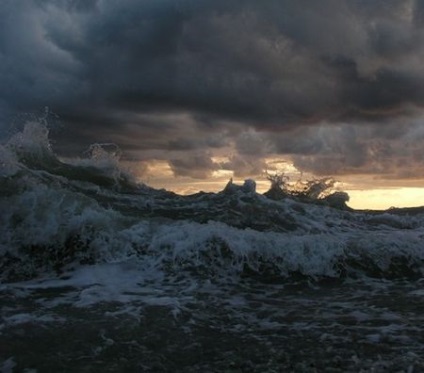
[1,122,424,372]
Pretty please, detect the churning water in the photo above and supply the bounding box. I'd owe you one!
[1,122,424,372]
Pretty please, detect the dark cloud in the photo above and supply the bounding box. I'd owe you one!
[169,152,219,179]
[281,120,424,178]
[220,155,266,178]
[235,130,272,156]
[1,0,424,180]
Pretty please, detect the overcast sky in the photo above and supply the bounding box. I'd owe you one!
[2,0,424,185]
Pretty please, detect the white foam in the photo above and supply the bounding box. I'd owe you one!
[0,357,16,373]
[2,313,65,326]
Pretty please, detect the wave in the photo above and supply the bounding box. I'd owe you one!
[1,122,424,283]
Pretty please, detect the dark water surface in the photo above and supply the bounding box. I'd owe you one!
[2,278,424,372]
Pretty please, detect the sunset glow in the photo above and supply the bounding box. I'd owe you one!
[145,177,424,210]
[347,187,424,210]
[130,155,424,210]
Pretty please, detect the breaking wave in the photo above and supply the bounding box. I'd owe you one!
[1,121,424,283]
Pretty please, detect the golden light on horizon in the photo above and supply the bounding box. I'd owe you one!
[131,158,424,211]
[346,188,424,210]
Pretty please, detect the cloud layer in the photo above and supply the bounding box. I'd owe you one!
[2,0,424,181]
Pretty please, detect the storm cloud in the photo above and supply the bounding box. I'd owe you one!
[2,0,424,180]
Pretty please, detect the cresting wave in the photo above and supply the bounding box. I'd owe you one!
[1,122,424,283]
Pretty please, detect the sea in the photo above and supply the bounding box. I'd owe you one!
[1,122,423,372]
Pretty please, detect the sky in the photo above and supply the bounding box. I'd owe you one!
[2,0,424,209]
